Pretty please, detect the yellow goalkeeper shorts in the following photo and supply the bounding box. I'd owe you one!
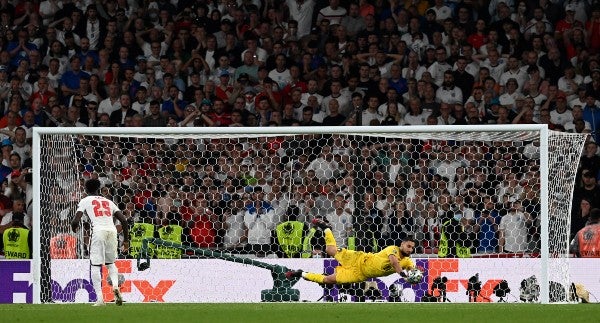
[334,249,368,284]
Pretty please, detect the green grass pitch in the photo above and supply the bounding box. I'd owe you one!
[1,303,599,323]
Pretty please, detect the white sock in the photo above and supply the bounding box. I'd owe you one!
[107,263,119,290]
[91,265,104,303]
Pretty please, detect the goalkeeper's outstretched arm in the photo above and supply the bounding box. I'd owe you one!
[389,254,408,277]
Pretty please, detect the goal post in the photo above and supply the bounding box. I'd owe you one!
[32,125,587,304]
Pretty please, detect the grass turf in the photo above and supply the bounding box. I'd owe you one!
[1,303,598,323]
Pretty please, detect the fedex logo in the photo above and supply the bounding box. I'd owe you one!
[0,261,32,303]
[100,260,175,302]
[426,259,502,302]
[53,260,175,303]
[1,260,175,303]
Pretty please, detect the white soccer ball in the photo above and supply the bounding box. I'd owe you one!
[405,268,423,284]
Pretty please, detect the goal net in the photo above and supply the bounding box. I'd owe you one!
[32,125,587,304]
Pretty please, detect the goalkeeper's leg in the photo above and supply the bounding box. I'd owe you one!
[286,218,341,284]
[311,218,338,257]
[324,228,338,257]
[286,270,338,284]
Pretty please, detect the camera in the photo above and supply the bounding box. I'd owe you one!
[388,283,403,302]
[493,280,511,302]
[467,273,482,302]
[334,281,382,302]
[433,276,448,291]
[421,276,448,302]
[520,275,540,302]
[363,281,382,302]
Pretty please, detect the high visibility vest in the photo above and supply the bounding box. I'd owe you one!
[3,227,30,259]
[276,221,304,258]
[156,224,183,259]
[347,236,356,250]
[50,234,77,259]
[347,231,378,252]
[577,223,600,257]
[129,222,155,258]
[438,220,471,258]
[301,227,316,258]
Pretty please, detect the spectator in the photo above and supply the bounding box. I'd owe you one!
[361,95,383,126]
[404,98,428,125]
[142,100,166,127]
[427,46,452,87]
[286,0,315,38]
[64,106,87,127]
[305,146,338,184]
[98,83,121,115]
[320,192,351,248]
[573,169,600,211]
[317,0,346,26]
[380,102,404,126]
[387,201,415,247]
[340,2,365,37]
[354,191,383,252]
[582,92,600,142]
[549,93,574,127]
[499,200,533,253]
[475,205,500,254]
[436,70,463,105]
[109,94,137,126]
[188,197,220,249]
[243,187,276,256]
[0,196,28,229]
[6,0,600,263]
[570,208,600,258]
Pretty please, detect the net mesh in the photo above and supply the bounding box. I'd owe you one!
[547,131,588,302]
[35,128,587,303]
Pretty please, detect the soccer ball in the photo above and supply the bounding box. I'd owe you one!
[405,268,423,284]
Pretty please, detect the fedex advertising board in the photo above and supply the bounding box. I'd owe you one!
[1,259,598,303]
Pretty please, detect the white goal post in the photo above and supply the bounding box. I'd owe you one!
[32,125,587,304]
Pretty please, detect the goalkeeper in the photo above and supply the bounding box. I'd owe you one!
[286,219,417,284]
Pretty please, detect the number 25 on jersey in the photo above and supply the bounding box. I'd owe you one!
[92,199,112,217]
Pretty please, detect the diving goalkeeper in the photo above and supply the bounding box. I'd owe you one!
[286,219,417,284]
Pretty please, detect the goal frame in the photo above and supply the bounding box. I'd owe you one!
[32,124,568,304]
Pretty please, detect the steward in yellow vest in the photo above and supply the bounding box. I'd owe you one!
[156,224,183,259]
[2,212,31,259]
[129,221,155,259]
[275,207,307,258]
[301,227,317,258]
[276,220,304,258]
[438,213,472,258]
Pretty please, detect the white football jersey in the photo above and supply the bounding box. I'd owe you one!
[77,195,120,233]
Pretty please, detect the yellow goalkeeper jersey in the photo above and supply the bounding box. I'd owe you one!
[361,245,415,278]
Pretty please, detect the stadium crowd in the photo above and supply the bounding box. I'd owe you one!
[1,0,600,258]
